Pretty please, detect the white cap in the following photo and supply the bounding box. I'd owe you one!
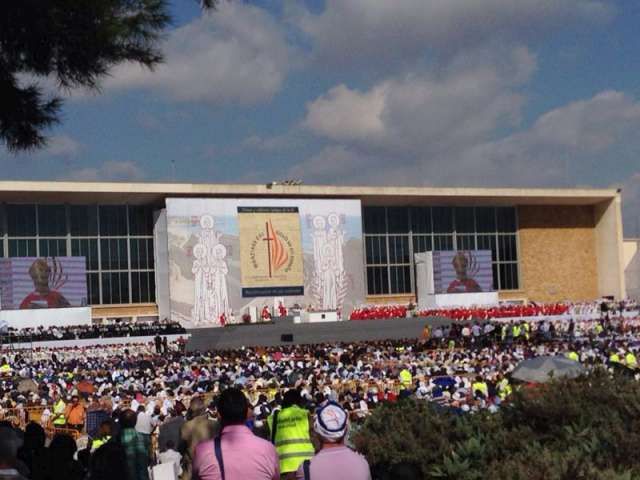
[314,402,348,442]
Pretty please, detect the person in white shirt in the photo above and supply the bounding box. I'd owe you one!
[158,440,183,476]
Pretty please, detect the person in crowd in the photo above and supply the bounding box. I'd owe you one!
[135,405,156,452]
[119,409,150,480]
[158,409,186,453]
[158,440,182,476]
[154,334,162,354]
[64,395,85,432]
[90,420,113,452]
[16,423,45,477]
[267,389,314,479]
[192,387,279,480]
[296,402,370,480]
[35,434,84,480]
[180,397,216,480]
[0,426,27,480]
[89,442,129,480]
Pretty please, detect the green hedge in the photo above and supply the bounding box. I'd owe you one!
[353,370,640,480]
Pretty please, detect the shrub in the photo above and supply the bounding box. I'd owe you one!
[353,370,640,480]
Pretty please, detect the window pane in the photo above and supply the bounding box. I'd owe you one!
[132,271,155,303]
[71,239,99,270]
[456,234,476,251]
[8,239,36,257]
[492,263,499,290]
[99,206,128,236]
[412,235,432,253]
[87,272,100,305]
[499,263,519,290]
[475,207,496,233]
[477,235,497,261]
[390,265,411,294]
[388,235,409,264]
[70,205,98,236]
[454,208,475,233]
[38,205,67,236]
[7,205,36,236]
[410,208,431,234]
[387,207,409,234]
[363,207,386,234]
[101,238,128,270]
[432,207,453,234]
[365,236,387,264]
[101,272,129,304]
[38,239,67,257]
[129,206,154,236]
[366,266,389,295]
[498,235,517,262]
[497,207,516,232]
[433,235,453,251]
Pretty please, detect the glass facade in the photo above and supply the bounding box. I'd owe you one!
[0,204,156,305]
[363,206,519,295]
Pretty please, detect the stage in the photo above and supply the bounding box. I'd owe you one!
[186,315,451,351]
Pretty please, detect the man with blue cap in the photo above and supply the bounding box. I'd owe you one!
[296,402,371,480]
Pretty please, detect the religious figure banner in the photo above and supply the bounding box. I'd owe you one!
[165,198,364,328]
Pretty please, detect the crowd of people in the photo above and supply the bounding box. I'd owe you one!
[1,321,186,344]
[349,299,638,321]
[1,306,640,479]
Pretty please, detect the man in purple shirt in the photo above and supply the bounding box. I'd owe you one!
[296,402,371,480]
[192,388,279,480]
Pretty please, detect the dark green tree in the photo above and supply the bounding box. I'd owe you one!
[0,0,216,152]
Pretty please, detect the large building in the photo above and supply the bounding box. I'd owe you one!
[0,181,626,322]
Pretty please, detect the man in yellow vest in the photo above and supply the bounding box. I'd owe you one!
[267,389,314,478]
[52,395,67,427]
[609,351,622,365]
[472,376,489,399]
[566,351,579,362]
[625,350,637,368]
[399,367,413,390]
[0,357,10,376]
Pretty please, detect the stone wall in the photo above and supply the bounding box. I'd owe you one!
[517,205,598,302]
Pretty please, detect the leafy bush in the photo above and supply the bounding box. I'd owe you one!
[353,370,640,480]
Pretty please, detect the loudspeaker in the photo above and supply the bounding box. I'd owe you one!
[281,333,294,342]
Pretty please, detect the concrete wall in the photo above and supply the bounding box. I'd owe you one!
[517,205,599,302]
[594,196,626,299]
[624,239,640,300]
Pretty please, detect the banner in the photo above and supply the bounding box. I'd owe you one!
[238,206,304,297]
[165,198,364,328]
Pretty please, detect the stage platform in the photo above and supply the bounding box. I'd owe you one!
[186,316,451,351]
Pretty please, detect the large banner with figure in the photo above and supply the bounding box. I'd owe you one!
[0,257,87,310]
[165,198,364,328]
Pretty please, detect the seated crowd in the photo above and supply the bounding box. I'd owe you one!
[2,321,187,344]
[349,299,638,321]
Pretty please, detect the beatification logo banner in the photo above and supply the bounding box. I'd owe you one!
[238,206,304,297]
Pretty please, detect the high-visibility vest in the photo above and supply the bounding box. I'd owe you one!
[267,406,314,474]
[0,364,10,374]
[594,324,604,335]
[498,379,512,400]
[399,369,412,388]
[501,326,507,340]
[472,382,488,397]
[610,353,621,364]
[53,400,66,425]
[626,353,637,367]
[512,325,521,338]
[523,323,530,340]
[566,351,579,362]
[91,436,111,451]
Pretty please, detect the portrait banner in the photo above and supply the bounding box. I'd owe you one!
[433,250,494,294]
[238,207,304,297]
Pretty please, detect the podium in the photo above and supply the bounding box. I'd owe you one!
[299,311,339,323]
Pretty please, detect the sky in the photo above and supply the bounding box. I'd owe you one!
[3,0,640,235]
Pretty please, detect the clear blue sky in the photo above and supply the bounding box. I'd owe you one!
[2,0,640,234]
